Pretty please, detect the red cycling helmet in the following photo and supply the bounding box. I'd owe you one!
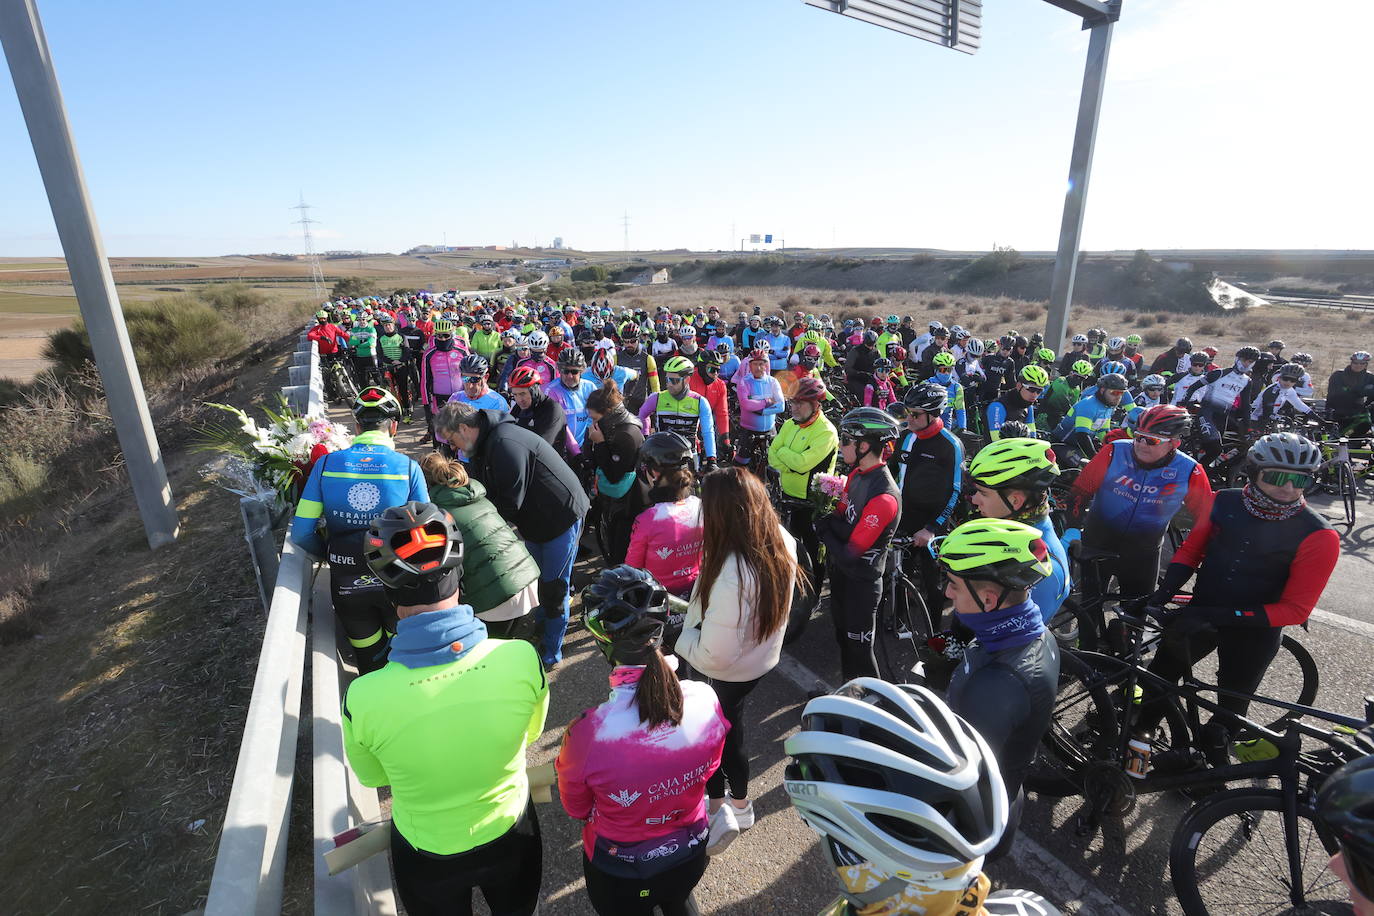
[1136,404,1191,439]
[510,365,542,389]
[793,377,828,402]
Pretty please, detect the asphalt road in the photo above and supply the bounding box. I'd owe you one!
[369,411,1374,915]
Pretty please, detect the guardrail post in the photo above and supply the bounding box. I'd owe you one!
[240,496,280,614]
[281,385,309,414]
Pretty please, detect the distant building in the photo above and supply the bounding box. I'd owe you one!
[525,258,571,268]
[552,237,565,250]
[630,267,671,286]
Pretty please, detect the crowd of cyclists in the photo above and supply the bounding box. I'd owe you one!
[291,290,1374,915]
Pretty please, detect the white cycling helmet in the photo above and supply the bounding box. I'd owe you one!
[1106,336,1126,351]
[525,330,549,350]
[784,679,1008,890]
[1141,373,1166,389]
[1071,333,1089,345]
[964,337,985,358]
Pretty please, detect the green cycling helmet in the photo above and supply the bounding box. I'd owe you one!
[933,518,1052,590]
[967,437,1060,490]
[1125,334,1143,346]
[662,355,694,375]
[932,352,956,369]
[1071,359,1094,377]
[1019,365,1050,387]
[1035,347,1056,363]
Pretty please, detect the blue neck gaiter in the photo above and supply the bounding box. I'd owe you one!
[388,604,487,669]
[955,598,1044,653]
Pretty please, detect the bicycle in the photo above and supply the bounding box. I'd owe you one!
[324,354,360,405]
[873,534,945,686]
[1026,608,1321,806]
[770,489,823,646]
[1169,708,1374,915]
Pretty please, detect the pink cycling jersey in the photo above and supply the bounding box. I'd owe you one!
[556,664,727,876]
[624,496,704,597]
[420,345,466,406]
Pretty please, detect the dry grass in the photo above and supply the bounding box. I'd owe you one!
[610,283,1374,395]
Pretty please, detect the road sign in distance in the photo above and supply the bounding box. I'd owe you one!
[803,0,982,54]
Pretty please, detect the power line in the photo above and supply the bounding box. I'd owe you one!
[290,193,326,301]
[621,211,630,255]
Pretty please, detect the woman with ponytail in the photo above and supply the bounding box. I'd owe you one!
[557,566,728,916]
[675,467,798,854]
[585,379,646,565]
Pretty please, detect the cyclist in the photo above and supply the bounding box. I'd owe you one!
[890,382,965,622]
[346,502,547,916]
[1170,351,1213,406]
[1149,336,1195,378]
[911,319,942,358]
[688,349,731,460]
[1135,432,1339,770]
[761,316,793,375]
[1326,350,1374,438]
[470,312,501,363]
[1121,333,1145,373]
[734,349,785,471]
[586,381,647,566]
[1250,338,1287,390]
[1288,351,1315,397]
[843,330,880,401]
[1054,372,1128,457]
[1249,362,1314,428]
[966,438,1069,625]
[419,319,465,446]
[585,346,639,394]
[1178,345,1260,443]
[934,519,1061,814]
[1058,333,1092,378]
[639,355,719,466]
[786,681,1060,916]
[347,313,381,388]
[515,330,557,389]
[625,432,705,600]
[452,354,509,412]
[1065,403,1211,647]
[1039,359,1093,432]
[557,566,727,913]
[769,376,838,589]
[616,324,660,415]
[863,357,899,410]
[1097,336,1136,382]
[987,365,1046,441]
[928,352,967,431]
[308,310,352,398]
[508,365,573,460]
[290,388,428,673]
[818,408,903,681]
[546,348,598,452]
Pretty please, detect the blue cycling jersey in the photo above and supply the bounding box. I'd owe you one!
[1082,439,1204,543]
[289,430,429,557]
[1028,515,1070,624]
[760,332,791,372]
[454,389,510,412]
[547,377,599,447]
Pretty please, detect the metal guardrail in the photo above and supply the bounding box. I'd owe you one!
[206,332,396,915]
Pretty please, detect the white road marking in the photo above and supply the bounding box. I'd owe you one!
[1310,607,1374,641]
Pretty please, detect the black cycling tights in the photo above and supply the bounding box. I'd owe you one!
[1136,623,1283,734]
[582,851,706,916]
[829,566,881,681]
[390,803,542,916]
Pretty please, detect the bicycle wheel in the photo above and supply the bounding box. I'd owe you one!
[1338,460,1357,533]
[875,573,928,684]
[1169,788,1345,916]
[1025,650,1190,798]
[1255,635,1320,728]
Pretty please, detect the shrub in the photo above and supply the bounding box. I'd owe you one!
[43,296,245,388]
[910,253,936,265]
[200,283,267,316]
[810,296,824,305]
[742,297,755,306]
[1143,329,1171,347]
[863,295,882,307]
[1239,316,1273,337]
[928,298,948,311]
[0,543,48,646]
[1021,305,1042,321]
[964,302,982,315]
[779,294,802,310]
[570,265,609,283]
[1121,312,1137,324]
[997,310,1014,324]
[955,246,1024,285]
[1347,310,1364,321]
[842,297,860,308]
[1196,320,1223,335]
[330,276,373,299]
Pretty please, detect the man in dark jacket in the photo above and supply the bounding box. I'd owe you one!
[436,404,591,669]
[1149,337,1194,378]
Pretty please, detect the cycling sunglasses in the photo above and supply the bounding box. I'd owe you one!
[1022,385,1044,394]
[1134,433,1169,446]
[1260,469,1313,489]
[699,366,719,375]
[664,374,689,384]
[560,367,582,375]
[462,375,485,384]
[434,333,453,341]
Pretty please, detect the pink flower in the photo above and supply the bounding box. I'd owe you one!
[814,472,847,498]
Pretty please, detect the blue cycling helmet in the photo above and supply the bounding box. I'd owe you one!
[1099,360,1128,376]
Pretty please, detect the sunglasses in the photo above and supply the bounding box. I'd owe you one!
[1023,385,1044,394]
[700,366,719,375]
[664,375,688,384]
[1260,469,1313,489]
[560,368,582,374]
[1134,433,1169,446]
[462,376,485,384]
[1145,386,1164,394]
[434,334,453,341]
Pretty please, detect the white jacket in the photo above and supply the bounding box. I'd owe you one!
[675,526,797,683]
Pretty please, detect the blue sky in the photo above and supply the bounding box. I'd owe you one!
[1,0,1369,256]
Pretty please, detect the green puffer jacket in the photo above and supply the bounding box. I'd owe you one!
[429,480,541,615]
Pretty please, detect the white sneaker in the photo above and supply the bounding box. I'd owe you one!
[729,799,755,831]
[706,803,740,855]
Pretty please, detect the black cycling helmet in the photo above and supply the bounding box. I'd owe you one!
[1276,362,1304,381]
[902,381,949,414]
[839,407,902,445]
[862,330,879,346]
[580,565,670,664]
[1248,431,1321,473]
[1098,373,1128,392]
[364,502,464,589]
[872,357,894,372]
[557,347,587,370]
[696,349,721,370]
[1189,352,1211,366]
[1236,345,1261,361]
[1267,339,1286,350]
[1175,337,1193,353]
[352,386,402,424]
[1317,753,1374,902]
[639,431,695,471]
[459,353,489,377]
